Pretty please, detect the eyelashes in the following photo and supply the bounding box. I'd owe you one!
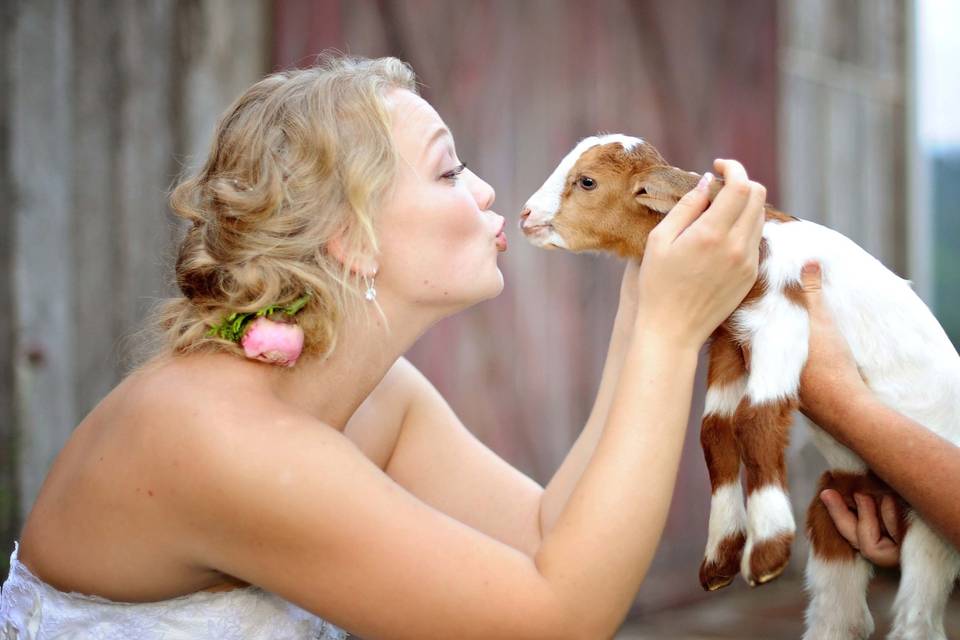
[441,162,467,182]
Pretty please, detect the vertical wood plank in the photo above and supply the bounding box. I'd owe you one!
[113,2,176,371]
[3,0,270,570]
[72,0,125,417]
[0,0,21,577]
[11,0,78,530]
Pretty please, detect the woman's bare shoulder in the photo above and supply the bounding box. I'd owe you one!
[122,352,289,426]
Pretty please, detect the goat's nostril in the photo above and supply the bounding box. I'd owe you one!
[519,208,531,228]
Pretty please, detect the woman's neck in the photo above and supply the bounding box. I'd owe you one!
[262,292,447,430]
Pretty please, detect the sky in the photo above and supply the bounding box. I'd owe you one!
[917,0,960,149]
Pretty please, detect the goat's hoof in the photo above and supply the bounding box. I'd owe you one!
[701,572,735,591]
[699,532,745,591]
[743,532,793,587]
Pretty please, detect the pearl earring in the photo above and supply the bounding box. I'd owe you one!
[363,273,377,301]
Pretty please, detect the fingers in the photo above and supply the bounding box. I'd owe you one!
[820,489,859,548]
[854,493,901,568]
[800,261,823,291]
[854,493,882,548]
[797,261,825,315]
[700,159,756,230]
[730,172,767,241]
[880,494,903,544]
[821,490,902,568]
[655,172,713,241]
[733,179,766,262]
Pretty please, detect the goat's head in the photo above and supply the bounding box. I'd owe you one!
[520,134,720,258]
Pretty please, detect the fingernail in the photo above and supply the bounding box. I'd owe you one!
[802,261,821,277]
[696,172,713,192]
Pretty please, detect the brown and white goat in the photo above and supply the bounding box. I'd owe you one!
[520,134,960,640]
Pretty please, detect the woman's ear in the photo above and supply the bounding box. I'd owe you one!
[326,232,379,277]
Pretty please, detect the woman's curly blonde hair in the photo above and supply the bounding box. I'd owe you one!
[128,54,417,372]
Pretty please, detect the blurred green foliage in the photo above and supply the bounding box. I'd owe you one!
[933,150,960,348]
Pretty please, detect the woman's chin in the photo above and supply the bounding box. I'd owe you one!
[484,266,505,298]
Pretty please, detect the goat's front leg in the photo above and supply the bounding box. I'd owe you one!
[734,397,796,585]
[699,329,748,590]
[732,293,810,586]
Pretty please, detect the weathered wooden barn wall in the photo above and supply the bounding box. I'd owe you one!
[779,0,906,269]
[0,0,911,623]
[0,0,19,574]
[273,0,780,611]
[778,0,908,581]
[1,0,270,575]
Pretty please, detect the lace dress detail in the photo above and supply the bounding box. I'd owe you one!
[0,541,349,640]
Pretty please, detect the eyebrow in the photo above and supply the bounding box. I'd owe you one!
[422,126,453,162]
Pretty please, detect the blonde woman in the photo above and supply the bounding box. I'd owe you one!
[1,56,766,639]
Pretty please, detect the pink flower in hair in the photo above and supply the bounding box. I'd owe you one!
[240,316,305,367]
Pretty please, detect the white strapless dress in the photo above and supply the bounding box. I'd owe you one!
[0,541,349,639]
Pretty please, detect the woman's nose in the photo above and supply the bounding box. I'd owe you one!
[470,171,495,210]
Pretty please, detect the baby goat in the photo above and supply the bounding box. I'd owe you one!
[520,134,960,640]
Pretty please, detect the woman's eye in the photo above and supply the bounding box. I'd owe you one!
[578,175,597,190]
[441,162,467,182]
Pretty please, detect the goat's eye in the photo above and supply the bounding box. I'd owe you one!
[578,176,597,190]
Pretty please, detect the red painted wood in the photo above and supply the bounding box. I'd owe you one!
[272,0,778,610]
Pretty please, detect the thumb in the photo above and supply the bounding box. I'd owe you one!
[656,172,713,240]
[798,261,824,310]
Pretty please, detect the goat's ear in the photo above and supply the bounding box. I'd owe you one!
[632,165,721,213]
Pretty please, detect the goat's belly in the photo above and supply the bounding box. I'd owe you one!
[808,423,866,473]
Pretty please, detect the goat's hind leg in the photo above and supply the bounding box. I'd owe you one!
[699,329,748,591]
[889,515,960,640]
[802,470,875,640]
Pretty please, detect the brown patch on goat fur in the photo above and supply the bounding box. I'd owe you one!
[733,398,797,494]
[552,142,666,257]
[782,280,806,308]
[700,531,747,591]
[701,328,747,490]
[701,414,741,491]
[748,532,794,585]
[706,326,748,388]
[764,206,798,224]
[806,470,911,561]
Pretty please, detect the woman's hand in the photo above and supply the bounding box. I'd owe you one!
[819,490,903,567]
[633,158,766,350]
[798,262,903,566]
[796,261,870,435]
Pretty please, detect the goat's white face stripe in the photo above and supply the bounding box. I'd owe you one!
[524,134,645,226]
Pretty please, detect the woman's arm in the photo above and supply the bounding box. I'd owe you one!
[179,160,765,640]
[539,260,639,538]
[798,262,960,554]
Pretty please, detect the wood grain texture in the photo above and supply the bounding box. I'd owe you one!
[1,0,270,576]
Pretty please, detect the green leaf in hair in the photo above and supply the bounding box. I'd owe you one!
[206,291,312,343]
